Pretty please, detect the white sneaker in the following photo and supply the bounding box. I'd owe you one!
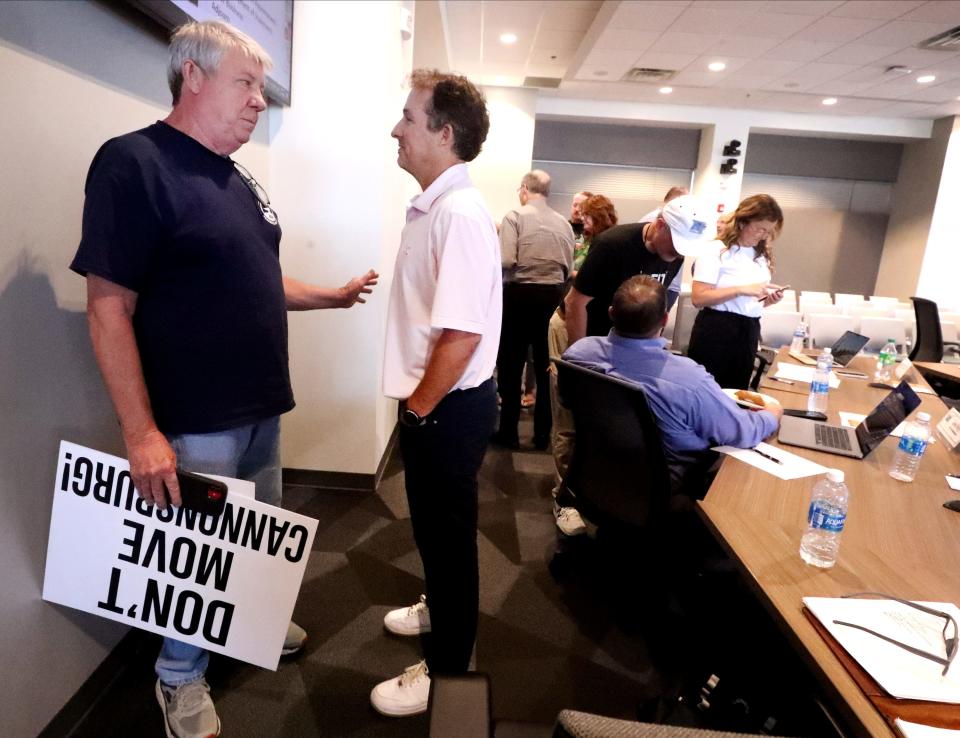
[282,620,307,656]
[554,503,587,537]
[370,661,431,717]
[383,594,431,636]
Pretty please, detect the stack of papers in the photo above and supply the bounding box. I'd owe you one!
[804,597,960,703]
[774,363,841,388]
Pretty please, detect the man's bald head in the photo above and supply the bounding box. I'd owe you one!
[610,275,668,338]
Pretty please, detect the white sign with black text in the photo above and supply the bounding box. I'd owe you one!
[42,441,317,670]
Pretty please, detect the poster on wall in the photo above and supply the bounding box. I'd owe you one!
[42,441,317,670]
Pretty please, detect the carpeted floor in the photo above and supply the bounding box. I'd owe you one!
[68,412,826,737]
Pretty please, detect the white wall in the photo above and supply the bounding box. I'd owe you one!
[471,85,538,224]
[917,116,960,310]
[272,0,413,474]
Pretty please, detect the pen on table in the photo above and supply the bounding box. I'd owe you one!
[752,447,783,465]
[949,473,960,479]
[769,377,794,385]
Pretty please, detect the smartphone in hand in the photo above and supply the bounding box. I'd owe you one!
[176,469,228,516]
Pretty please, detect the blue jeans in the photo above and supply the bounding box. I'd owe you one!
[155,416,282,686]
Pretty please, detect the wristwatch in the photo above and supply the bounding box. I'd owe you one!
[400,405,427,428]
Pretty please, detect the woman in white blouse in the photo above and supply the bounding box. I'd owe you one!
[687,194,786,389]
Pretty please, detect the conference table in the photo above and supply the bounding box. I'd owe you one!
[915,361,960,386]
[698,350,960,738]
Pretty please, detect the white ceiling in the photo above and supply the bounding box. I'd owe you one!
[439,0,960,119]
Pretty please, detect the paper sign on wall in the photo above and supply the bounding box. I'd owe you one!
[42,441,318,670]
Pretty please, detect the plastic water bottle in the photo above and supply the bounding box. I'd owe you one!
[889,412,932,482]
[790,321,807,352]
[874,339,897,382]
[807,347,831,414]
[800,469,849,568]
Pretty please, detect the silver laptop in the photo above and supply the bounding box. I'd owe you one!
[777,381,921,459]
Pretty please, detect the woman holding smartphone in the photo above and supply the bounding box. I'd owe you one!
[687,194,786,389]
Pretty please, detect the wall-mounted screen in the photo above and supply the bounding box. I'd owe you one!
[128,0,294,106]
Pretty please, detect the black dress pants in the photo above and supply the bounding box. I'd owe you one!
[496,282,564,444]
[399,378,497,674]
[687,308,761,390]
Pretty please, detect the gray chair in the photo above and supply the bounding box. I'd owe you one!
[427,674,771,738]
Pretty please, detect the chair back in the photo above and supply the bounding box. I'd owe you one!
[859,316,906,352]
[808,314,856,349]
[800,301,844,320]
[834,293,865,307]
[555,710,769,738]
[759,310,801,349]
[555,360,670,530]
[800,290,832,303]
[910,296,943,362]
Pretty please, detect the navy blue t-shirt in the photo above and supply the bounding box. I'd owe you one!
[71,122,294,434]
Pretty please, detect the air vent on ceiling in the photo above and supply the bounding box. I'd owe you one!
[523,76,562,89]
[622,67,676,82]
[917,25,960,50]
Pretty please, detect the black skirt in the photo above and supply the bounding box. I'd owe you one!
[687,308,761,390]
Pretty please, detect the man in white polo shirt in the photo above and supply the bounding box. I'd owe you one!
[372,69,502,717]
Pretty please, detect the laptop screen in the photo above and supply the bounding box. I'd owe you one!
[854,381,922,455]
[831,331,870,366]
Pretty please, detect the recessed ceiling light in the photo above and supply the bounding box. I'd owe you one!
[708,61,726,72]
[499,32,517,45]
[917,74,936,83]
[822,97,838,106]
[659,86,673,94]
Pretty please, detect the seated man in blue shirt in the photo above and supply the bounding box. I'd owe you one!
[563,274,782,499]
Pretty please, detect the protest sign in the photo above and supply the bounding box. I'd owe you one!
[42,441,317,670]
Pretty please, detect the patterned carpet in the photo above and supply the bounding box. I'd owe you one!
[68,412,827,737]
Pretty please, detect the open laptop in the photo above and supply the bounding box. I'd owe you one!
[778,380,921,459]
[789,330,870,368]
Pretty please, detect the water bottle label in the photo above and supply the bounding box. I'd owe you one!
[808,501,845,532]
[881,351,896,366]
[811,380,829,394]
[897,435,927,457]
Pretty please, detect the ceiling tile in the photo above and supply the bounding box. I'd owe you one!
[583,48,644,67]
[760,61,860,91]
[530,47,575,64]
[539,3,601,32]
[899,1,960,24]
[672,7,817,38]
[829,1,924,21]
[668,55,752,85]
[761,0,846,15]
[630,50,700,72]
[790,14,888,42]
[524,63,568,79]
[535,29,587,52]
[762,39,841,62]
[608,2,687,32]
[707,36,782,57]
[854,20,954,46]
[648,32,721,55]
[593,28,659,51]
[874,47,960,69]
[712,59,806,88]
[816,43,901,64]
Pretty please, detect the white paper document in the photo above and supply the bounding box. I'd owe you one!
[895,719,960,738]
[774,363,841,388]
[947,476,960,493]
[804,596,960,703]
[712,441,829,480]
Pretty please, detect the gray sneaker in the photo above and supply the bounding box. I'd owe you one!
[155,679,220,738]
[554,503,587,537]
[282,620,307,656]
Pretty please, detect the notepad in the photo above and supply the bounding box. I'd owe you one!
[804,597,960,703]
[773,363,841,388]
[711,442,828,480]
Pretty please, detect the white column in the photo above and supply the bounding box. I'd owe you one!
[472,85,539,223]
[269,0,414,474]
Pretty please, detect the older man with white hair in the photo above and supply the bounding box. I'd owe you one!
[71,20,377,738]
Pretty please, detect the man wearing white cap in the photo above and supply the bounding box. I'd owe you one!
[564,194,715,345]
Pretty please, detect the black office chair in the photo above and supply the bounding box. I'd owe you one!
[554,359,670,532]
[910,296,944,362]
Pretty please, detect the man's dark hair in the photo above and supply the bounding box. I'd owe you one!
[610,275,667,337]
[410,69,490,162]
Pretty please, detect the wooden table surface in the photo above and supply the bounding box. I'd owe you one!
[698,351,960,738]
[915,361,960,384]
